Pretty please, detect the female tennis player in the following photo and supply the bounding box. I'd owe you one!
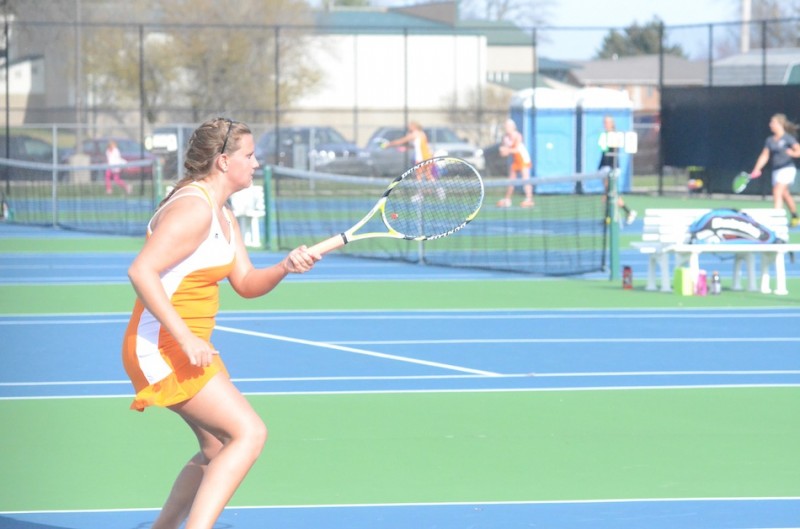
[383,120,433,165]
[122,117,319,529]
[496,118,534,208]
[749,113,800,226]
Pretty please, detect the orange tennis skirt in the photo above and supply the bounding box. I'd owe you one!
[122,303,229,412]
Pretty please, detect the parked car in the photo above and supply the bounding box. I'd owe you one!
[365,126,485,176]
[60,137,155,181]
[482,142,511,178]
[0,134,57,180]
[145,125,196,180]
[255,126,373,176]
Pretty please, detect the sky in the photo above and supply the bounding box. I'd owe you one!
[545,0,735,27]
[338,0,741,60]
[539,0,737,58]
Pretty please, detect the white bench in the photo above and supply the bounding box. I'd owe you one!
[229,184,266,248]
[631,208,800,295]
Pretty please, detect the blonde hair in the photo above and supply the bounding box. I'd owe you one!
[773,113,799,137]
[158,117,251,208]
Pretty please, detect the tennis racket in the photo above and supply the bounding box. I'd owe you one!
[732,171,754,193]
[309,157,484,255]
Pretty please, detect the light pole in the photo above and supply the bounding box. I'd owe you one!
[75,0,82,151]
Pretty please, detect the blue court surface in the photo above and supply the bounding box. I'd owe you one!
[3,498,800,529]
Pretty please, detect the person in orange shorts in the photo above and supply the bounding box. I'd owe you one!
[496,118,534,208]
[122,117,319,529]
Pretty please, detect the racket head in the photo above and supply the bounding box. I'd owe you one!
[381,157,484,240]
[732,171,750,193]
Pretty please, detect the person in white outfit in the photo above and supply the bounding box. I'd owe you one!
[105,140,132,194]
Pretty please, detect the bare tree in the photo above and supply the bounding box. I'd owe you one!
[11,0,324,125]
[148,0,323,123]
[746,0,800,48]
[458,0,554,28]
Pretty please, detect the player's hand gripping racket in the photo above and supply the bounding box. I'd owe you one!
[732,170,759,193]
[309,157,484,255]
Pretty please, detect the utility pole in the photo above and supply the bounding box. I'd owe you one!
[69,0,90,183]
[740,0,751,53]
[75,0,82,150]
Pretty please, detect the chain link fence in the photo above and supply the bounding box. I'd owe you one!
[2,13,800,188]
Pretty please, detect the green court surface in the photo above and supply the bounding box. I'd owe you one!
[1,388,797,511]
[4,276,800,316]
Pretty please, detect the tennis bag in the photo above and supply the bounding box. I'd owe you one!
[689,208,784,244]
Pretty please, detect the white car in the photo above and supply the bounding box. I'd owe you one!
[425,126,485,171]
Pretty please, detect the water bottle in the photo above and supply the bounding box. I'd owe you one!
[622,265,633,289]
[710,271,721,295]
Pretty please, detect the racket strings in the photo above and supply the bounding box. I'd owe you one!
[385,158,484,239]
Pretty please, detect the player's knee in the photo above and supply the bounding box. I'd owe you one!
[252,419,268,450]
[238,417,268,458]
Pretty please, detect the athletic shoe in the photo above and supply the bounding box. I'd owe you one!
[626,210,638,225]
[496,198,511,208]
[791,216,799,228]
[520,199,535,208]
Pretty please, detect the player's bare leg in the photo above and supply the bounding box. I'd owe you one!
[151,422,223,529]
[520,168,534,208]
[497,168,516,207]
[779,184,799,226]
[155,373,267,529]
[774,182,787,210]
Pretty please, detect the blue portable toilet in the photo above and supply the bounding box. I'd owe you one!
[576,88,634,193]
[510,88,577,193]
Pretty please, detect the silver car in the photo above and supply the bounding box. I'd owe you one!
[365,126,485,176]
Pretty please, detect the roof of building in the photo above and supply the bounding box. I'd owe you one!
[571,54,708,86]
[314,6,576,76]
[457,19,530,46]
[714,47,800,66]
[487,71,578,91]
[712,48,800,85]
[313,9,450,32]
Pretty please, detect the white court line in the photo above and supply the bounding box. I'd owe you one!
[5,312,800,325]
[3,383,800,401]
[0,264,127,269]
[5,370,799,388]
[3,495,798,515]
[241,383,800,396]
[215,311,800,320]
[213,325,500,377]
[330,337,800,345]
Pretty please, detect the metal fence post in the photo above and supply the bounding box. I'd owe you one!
[262,166,276,251]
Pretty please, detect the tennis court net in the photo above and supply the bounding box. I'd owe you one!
[0,158,159,236]
[267,165,610,276]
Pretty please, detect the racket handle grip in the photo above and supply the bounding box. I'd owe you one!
[309,233,348,256]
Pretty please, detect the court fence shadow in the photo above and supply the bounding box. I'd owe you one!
[0,516,74,529]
